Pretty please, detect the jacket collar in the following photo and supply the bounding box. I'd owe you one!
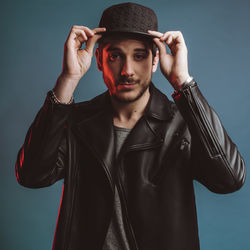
[145,83,175,121]
[73,83,176,180]
[74,82,175,123]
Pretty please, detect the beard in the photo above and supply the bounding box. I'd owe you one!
[112,81,150,103]
[104,74,152,103]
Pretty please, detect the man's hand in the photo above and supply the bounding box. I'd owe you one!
[54,26,106,103]
[62,26,106,80]
[148,30,190,90]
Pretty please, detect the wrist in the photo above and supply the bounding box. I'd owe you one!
[59,73,81,86]
[53,74,78,103]
[172,76,196,99]
[174,74,191,90]
[50,89,74,105]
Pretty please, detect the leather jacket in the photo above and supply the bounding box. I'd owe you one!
[15,83,246,250]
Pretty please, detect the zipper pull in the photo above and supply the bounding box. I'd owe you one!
[180,138,189,151]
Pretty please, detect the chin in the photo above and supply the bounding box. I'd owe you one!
[113,95,139,103]
[112,87,149,103]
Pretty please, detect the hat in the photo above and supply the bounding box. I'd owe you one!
[98,2,158,38]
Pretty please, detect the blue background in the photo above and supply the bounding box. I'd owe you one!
[1,0,250,249]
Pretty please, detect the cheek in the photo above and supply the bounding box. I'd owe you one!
[102,65,114,83]
[137,61,153,78]
[103,59,120,81]
[102,61,121,93]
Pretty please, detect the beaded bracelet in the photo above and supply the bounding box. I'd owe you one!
[50,89,74,105]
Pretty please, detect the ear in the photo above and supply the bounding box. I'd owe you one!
[152,50,159,73]
[95,48,103,71]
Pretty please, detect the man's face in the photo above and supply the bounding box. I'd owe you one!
[96,38,158,103]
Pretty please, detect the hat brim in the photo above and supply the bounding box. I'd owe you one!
[96,30,158,39]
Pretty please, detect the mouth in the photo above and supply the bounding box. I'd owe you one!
[117,81,138,90]
[119,82,137,85]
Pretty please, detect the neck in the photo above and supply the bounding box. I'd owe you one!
[111,88,150,129]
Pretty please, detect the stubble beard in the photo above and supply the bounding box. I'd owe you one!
[114,82,150,103]
[104,75,152,104]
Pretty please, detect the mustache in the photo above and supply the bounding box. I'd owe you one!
[119,76,140,84]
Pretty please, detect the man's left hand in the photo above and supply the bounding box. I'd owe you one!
[148,30,190,90]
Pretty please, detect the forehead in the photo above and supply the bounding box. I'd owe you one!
[101,37,151,52]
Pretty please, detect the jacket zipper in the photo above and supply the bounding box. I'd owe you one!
[116,175,139,250]
[63,131,115,250]
[115,141,163,250]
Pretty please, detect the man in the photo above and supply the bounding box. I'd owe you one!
[15,2,246,250]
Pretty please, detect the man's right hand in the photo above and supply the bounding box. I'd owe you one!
[53,26,106,103]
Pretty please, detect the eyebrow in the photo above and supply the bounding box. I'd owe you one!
[106,47,149,53]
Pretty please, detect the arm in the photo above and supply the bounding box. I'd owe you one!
[172,82,246,193]
[15,26,106,188]
[148,30,246,193]
[15,95,72,188]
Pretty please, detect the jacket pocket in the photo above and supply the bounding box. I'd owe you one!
[150,136,190,187]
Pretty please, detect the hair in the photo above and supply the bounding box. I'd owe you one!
[97,32,157,58]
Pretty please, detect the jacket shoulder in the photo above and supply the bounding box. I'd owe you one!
[70,91,110,123]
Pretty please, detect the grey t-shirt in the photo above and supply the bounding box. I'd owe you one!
[102,126,132,250]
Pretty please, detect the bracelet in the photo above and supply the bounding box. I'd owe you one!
[50,89,74,104]
[172,76,196,99]
[181,76,195,90]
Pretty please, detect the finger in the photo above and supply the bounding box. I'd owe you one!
[67,29,89,46]
[93,27,106,34]
[65,29,89,50]
[166,35,173,46]
[85,27,106,53]
[70,27,106,43]
[147,30,164,38]
[85,33,103,54]
[162,31,185,45]
[153,38,167,55]
[75,26,106,33]
[71,25,95,37]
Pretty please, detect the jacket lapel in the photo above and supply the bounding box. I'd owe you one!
[120,83,176,155]
[120,116,163,155]
[73,94,115,183]
[72,83,176,178]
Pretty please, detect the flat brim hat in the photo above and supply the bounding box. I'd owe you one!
[98,2,158,39]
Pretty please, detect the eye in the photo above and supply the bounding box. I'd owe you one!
[108,53,120,62]
[134,54,147,61]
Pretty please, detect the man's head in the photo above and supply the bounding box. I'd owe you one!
[95,2,159,103]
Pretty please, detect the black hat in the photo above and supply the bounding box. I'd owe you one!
[98,2,158,38]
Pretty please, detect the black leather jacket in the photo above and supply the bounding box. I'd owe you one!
[16,83,245,250]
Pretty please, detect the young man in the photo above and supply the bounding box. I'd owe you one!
[16,3,246,250]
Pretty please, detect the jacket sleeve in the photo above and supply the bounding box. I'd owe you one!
[173,82,246,194]
[15,92,73,188]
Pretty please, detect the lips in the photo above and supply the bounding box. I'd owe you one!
[117,82,137,91]
[119,82,136,85]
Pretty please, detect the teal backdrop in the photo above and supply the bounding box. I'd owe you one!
[1,0,250,249]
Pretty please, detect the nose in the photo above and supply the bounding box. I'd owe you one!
[121,57,134,77]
